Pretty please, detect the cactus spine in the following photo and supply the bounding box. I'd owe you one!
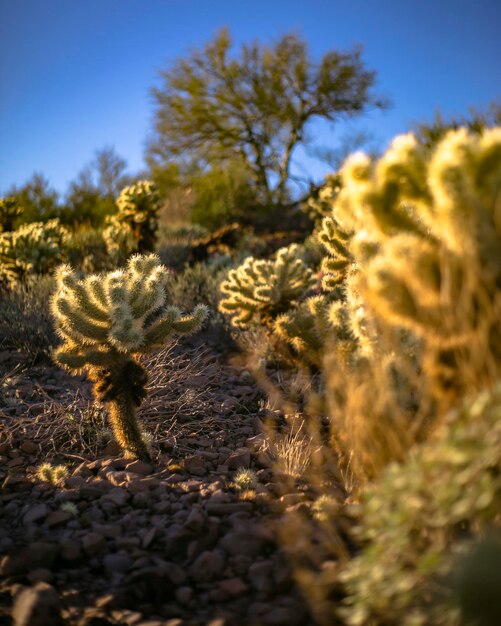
[51,254,208,460]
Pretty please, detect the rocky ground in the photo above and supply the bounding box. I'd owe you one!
[0,337,326,626]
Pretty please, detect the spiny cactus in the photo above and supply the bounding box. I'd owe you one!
[327,128,501,395]
[36,462,69,485]
[114,180,161,253]
[51,253,209,460]
[304,173,342,221]
[273,295,354,368]
[337,382,501,626]
[317,216,353,290]
[0,196,24,232]
[0,218,68,285]
[102,214,137,260]
[219,244,316,329]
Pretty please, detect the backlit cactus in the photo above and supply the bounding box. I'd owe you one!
[274,295,353,368]
[317,216,353,291]
[114,180,161,253]
[0,218,68,285]
[219,244,316,329]
[321,128,501,396]
[51,253,209,460]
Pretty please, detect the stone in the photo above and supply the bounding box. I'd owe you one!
[175,586,193,606]
[45,510,72,527]
[219,522,266,557]
[0,542,60,576]
[182,456,207,476]
[22,504,49,525]
[226,448,251,470]
[206,502,253,515]
[19,441,38,454]
[103,552,132,575]
[125,460,153,476]
[102,487,129,506]
[12,582,63,626]
[248,560,274,592]
[26,568,53,583]
[190,550,225,582]
[81,532,106,556]
[218,577,248,597]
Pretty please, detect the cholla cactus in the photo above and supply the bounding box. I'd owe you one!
[338,382,501,626]
[274,295,353,368]
[36,462,69,486]
[317,216,353,290]
[0,218,68,285]
[219,244,316,329]
[328,128,501,394]
[51,254,209,460]
[102,214,137,260]
[0,196,24,232]
[304,174,342,221]
[114,180,161,253]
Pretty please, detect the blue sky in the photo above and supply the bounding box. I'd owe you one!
[1,0,500,195]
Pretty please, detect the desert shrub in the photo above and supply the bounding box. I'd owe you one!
[337,382,501,626]
[0,277,57,362]
[0,218,69,286]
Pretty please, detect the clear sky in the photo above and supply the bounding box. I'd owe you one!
[1,0,500,196]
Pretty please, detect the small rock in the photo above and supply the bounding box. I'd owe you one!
[12,582,63,626]
[102,487,129,507]
[20,441,38,455]
[190,550,225,582]
[220,576,248,596]
[125,460,153,475]
[206,502,253,515]
[81,532,106,556]
[175,586,193,606]
[103,552,132,575]
[182,456,207,476]
[22,504,49,526]
[226,448,251,470]
[46,510,72,527]
[219,522,266,557]
[1,542,60,576]
[27,568,53,583]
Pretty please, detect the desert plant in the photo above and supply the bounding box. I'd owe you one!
[0,218,68,285]
[322,128,501,400]
[0,196,24,232]
[233,468,258,490]
[219,244,316,330]
[114,180,161,253]
[36,462,69,486]
[50,253,208,460]
[337,382,501,626]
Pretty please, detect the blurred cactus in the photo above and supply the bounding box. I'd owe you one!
[274,295,353,368]
[317,216,353,290]
[0,196,24,232]
[337,382,501,626]
[51,253,208,460]
[219,244,316,329]
[322,128,501,397]
[0,218,68,285]
[114,180,160,253]
[303,173,342,221]
[102,214,137,260]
